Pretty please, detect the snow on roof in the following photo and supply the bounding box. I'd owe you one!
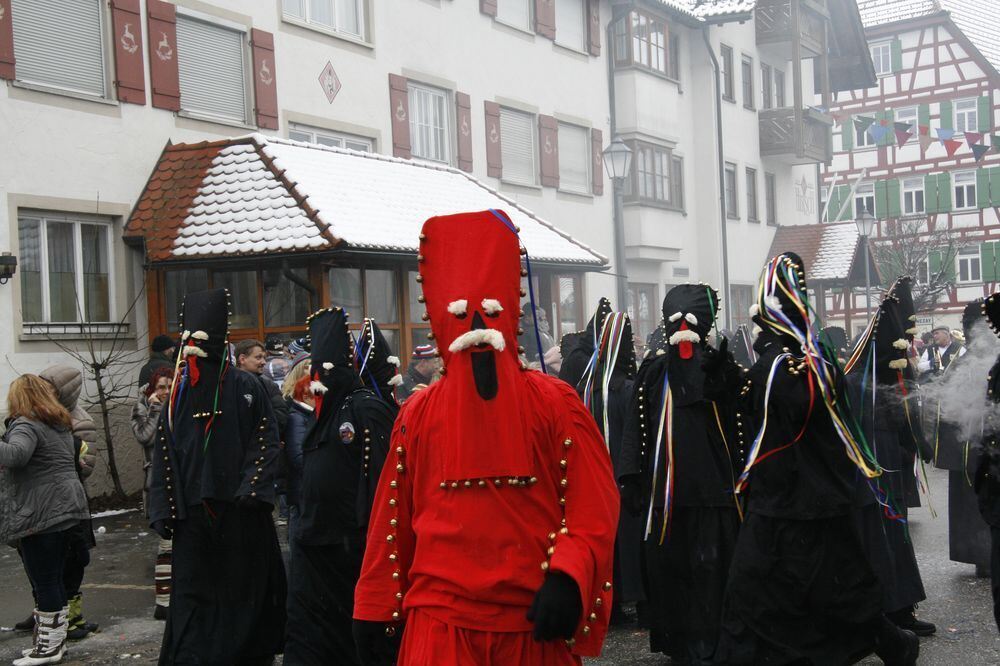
[651,0,755,21]
[126,135,607,266]
[856,0,939,27]
[768,222,861,282]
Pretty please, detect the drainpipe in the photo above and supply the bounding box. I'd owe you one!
[606,14,629,312]
[702,26,732,330]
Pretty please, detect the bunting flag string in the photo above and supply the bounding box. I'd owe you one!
[918,133,935,151]
[855,115,876,133]
[868,123,890,143]
[972,143,991,161]
[965,131,984,149]
[894,122,913,147]
[943,139,963,157]
[936,128,955,141]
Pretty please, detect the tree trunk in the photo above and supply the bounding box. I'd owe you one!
[92,366,127,500]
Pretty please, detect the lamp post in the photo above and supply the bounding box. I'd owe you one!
[602,137,633,312]
[854,210,876,320]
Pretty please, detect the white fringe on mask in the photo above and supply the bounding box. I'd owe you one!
[481,299,503,315]
[748,304,760,317]
[669,330,701,346]
[892,339,909,350]
[191,330,209,341]
[387,356,401,367]
[322,362,334,370]
[668,312,683,323]
[447,299,468,316]
[888,359,909,370]
[181,330,191,341]
[655,348,666,356]
[905,327,919,335]
[388,374,403,386]
[310,381,328,395]
[182,346,207,358]
[685,313,698,326]
[448,329,506,353]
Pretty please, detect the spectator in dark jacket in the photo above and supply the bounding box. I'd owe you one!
[138,335,176,389]
[1,374,90,664]
[235,339,289,435]
[284,373,315,540]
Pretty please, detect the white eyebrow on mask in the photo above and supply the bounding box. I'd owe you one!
[481,299,503,315]
[447,299,468,316]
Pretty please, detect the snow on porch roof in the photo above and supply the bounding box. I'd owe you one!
[125,134,608,267]
[767,221,863,282]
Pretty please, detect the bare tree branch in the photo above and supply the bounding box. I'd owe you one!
[873,216,960,314]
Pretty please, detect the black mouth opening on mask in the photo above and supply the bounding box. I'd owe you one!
[470,311,498,400]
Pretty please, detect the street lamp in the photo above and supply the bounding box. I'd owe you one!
[602,137,632,312]
[854,210,876,320]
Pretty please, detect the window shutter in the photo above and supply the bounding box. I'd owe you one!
[535,0,555,40]
[924,173,939,214]
[591,128,603,195]
[874,180,889,219]
[0,0,15,79]
[928,250,942,278]
[485,101,502,178]
[147,0,179,111]
[887,178,901,218]
[110,0,145,104]
[841,115,853,151]
[480,0,497,17]
[982,241,998,282]
[939,100,953,130]
[388,74,411,159]
[671,156,684,210]
[890,39,902,72]
[978,168,992,209]
[936,172,952,212]
[586,0,600,56]
[918,103,930,130]
[250,29,278,129]
[539,114,559,188]
[978,95,992,132]
[991,166,1000,207]
[837,185,852,220]
[456,91,473,173]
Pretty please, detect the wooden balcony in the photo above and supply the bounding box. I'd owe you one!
[759,106,832,164]
[755,0,829,60]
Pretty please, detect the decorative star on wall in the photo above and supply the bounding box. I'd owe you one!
[795,176,814,199]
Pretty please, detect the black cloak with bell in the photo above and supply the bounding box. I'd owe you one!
[975,294,1000,631]
[149,288,286,665]
[356,318,402,418]
[285,308,396,666]
[713,253,897,666]
[619,283,742,663]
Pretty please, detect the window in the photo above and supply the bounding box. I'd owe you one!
[625,141,683,209]
[328,267,411,356]
[555,0,586,51]
[176,14,248,123]
[761,63,773,110]
[282,0,363,39]
[725,162,739,218]
[954,170,977,209]
[627,283,657,347]
[262,267,312,327]
[496,0,532,31]
[215,270,259,330]
[775,69,786,107]
[871,42,892,76]
[408,82,451,164]
[820,186,829,215]
[902,177,925,215]
[288,123,373,152]
[896,106,918,135]
[855,121,876,149]
[721,45,735,101]
[558,123,591,194]
[957,246,981,283]
[741,55,754,109]
[164,269,209,332]
[729,285,754,329]
[855,183,875,217]
[499,107,537,186]
[627,12,670,76]
[956,98,978,134]
[916,258,929,284]
[765,172,777,225]
[17,212,114,325]
[746,168,759,222]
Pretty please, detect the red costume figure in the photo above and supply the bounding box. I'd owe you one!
[352,210,619,665]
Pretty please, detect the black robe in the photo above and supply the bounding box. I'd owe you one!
[284,387,394,666]
[716,333,883,665]
[149,368,286,665]
[604,378,644,605]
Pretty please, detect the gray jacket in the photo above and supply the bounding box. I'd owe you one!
[39,365,98,479]
[131,393,162,463]
[0,417,89,545]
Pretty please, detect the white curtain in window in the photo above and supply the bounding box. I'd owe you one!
[497,0,531,30]
[176,16,247,122]
[500,108,536,185]
[409,84,449,163]
[11,0,106,97]
[283,0,306,18]
[555,0,586,50]
[81,224,110,322]
[17,218,43,322]
[558,124,590,194]
[336,0,361,36]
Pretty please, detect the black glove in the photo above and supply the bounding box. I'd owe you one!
[527,571,582,641]
[620,475,644,517]
[701,337,731,376]
[151,519,174,540]
[353,619,403,666]
[236,495,273,512]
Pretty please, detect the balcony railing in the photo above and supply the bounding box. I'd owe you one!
[755,0,829,60]
[759,106,832,164]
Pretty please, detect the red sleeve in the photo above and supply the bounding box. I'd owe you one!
[545,382,620,657]
[354,413,416,622]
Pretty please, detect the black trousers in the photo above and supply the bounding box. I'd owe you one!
[992,526,1000,633]
[20,529,72,612]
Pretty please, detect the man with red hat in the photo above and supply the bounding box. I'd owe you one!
[352,209,619,664]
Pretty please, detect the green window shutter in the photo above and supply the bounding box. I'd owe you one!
[939,100,953,130]
[874,180,887,218]
[887,178,901,218]
[891,39,902,72]
[918,103,930,131]
[978,168,992,208]
[937,172,952,212]
[836,185,853,221]
[925,173,939,213]
[991,166,1000,207]
[842,115,853,151]
[982,241,998,282]
[978,95,992,132]
[928,250,942,277]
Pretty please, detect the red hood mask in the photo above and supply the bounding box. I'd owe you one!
[418,210,531,480]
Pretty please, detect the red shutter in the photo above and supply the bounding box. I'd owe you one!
[0,0,15,80]
[587,0,601,56]
[535,0,555,40]
[251,29,278,129]
[485,101,502,178]
[389,74,411,159]
[109,0,146,105]
[480,0,497,16]
[146,0,180,111]
[456,92,473,173]
[539,115,559,188]
[591,128,604,195]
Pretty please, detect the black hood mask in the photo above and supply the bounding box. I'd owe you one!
[177,288,230,418]
[307,308,362,426]
[356,318,402,402]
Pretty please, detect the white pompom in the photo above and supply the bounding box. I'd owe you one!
[447,299,469,316]
[481,298,504,315]
[387,356,401,367]
[388,374,403,386]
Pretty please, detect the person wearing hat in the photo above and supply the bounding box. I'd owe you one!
[148,288,286,664]
[262,335,292,389]
[139,335,176,389]
[396,344,440,402]
[917,325,965,380]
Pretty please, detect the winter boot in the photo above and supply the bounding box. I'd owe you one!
[65,593,97,640]
[887,605,936,637]
[873,616,919,666]
[14,608,67,665]
[13,613,35,632]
